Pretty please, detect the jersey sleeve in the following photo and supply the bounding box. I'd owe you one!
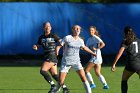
[80,39,85,48]
[94,35,103,43]
[120,40,128,49]
[37,36,42,45]
[60,36,67,46]
[53,33,61,42]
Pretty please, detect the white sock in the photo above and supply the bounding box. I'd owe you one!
[50,81,55,85]
[99,75,107,86]
[62,84,67,88]
[86,72,95,85]
[83,80,92,93]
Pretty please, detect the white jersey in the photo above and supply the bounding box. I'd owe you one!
[60,35,85,65]
[86,35,103,64]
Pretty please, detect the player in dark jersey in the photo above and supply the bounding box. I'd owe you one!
[111,26,140,93]
[33,22,68,93]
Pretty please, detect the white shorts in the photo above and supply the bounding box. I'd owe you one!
[60,63,83,73]
[89,56,102,64]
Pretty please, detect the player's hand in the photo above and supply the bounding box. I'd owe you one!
[92,53,96,57]
[33,45,38,51]
[56,52,59,56]
[111,64,116,72]
[93,47,97,51]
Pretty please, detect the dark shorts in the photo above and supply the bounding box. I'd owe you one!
[125,61,140,72]
[44,53,58,63]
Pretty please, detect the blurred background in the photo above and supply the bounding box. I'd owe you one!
[0,0,140,66]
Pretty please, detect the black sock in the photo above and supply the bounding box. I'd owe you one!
[121,80,128,93]
[40,70,53,85]
[52,74,59,82]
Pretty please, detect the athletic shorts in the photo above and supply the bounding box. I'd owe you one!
[44,53,58,63]
[60,62,83,73]
[89,56,102,64]
[125,61,140,72]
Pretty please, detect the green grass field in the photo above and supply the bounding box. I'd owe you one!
[0,66,139,93]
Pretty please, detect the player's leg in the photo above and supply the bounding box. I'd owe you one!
[49,64,59,82]
[59,72,67,87]
[135,64,140,79]
[77,69,92,93]
[136,70,140,79]
[85,62,96,89]
[52,64,70,93]
[49,65,68,92]
[121,69,134,93]
[75,63,91,93]
[40,61,56,92]
[94,64,109,89]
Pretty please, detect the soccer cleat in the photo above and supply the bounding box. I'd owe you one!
[63,87,69,93]
[103,85,109,89]
[90,84,96,89]
[50,84,61,93]
[48,84,56,93]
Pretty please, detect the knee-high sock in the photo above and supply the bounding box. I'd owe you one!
[99,75,107,86]
[121,80,128,93]
[52,74,59,82]
[52,74,67,88]
[86,72,95,84]
[83,81,92,93]
[40,70,54,85]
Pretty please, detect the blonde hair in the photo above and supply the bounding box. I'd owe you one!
[90,26,100,37]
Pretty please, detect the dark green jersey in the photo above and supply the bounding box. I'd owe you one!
[37,33,61,54]
[121,38,140,62]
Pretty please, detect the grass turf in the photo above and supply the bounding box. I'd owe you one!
[0,66,139,93]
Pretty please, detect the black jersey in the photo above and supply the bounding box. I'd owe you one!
[121,38,140,63]
[37,33,61,55]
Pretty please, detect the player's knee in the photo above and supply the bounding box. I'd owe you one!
[40,70,48,76]
[85,70,89,74]
[136,70,140,79]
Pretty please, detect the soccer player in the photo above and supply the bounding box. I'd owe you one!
[85,26,109,89]
[54,25,96,93]
[33,22,68,93]
[111,26,140,93]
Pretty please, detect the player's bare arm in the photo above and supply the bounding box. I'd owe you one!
[111,47,125,72]
[82,46,96,57]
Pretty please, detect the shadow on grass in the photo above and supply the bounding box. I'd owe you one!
[0,54,127,67]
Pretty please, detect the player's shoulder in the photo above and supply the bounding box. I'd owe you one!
[51,33,58,36]
[65,35,72,39]
[94,35,101,39]
[136,38,140,42]
[78,37,84,43]
[39,35,45,38]
[78,36,84,40]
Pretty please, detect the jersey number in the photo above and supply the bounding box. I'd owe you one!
[133,42,138,53]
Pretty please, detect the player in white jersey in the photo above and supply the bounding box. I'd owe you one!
[85,26,109,89]
[53,25,96,93]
